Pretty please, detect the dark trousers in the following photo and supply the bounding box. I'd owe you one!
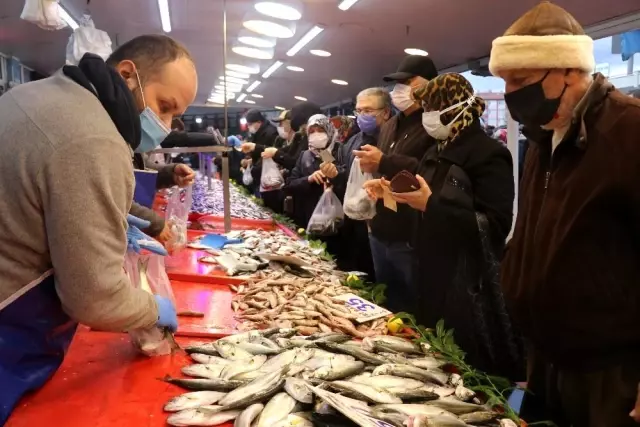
[520,347,640,427]
[368,234,413,313]
[261,190,284,214]
[336,218,375,280]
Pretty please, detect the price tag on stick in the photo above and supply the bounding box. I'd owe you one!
[333,293,392,323]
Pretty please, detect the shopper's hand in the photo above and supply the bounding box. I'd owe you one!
[174,164,196,187]
[126,215,168,256]
[353,144,382,173]
[262,147,278,159]
[390,174,432,212]
[363,179,387,201]
[240,158,252,168]
[154,295,178,332]
[320,162,338,179]
[308,170,326,185]
[631,383,640,422]
[241,142,256,153]
[157,223,174,244]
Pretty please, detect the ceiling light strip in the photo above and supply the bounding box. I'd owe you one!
[262,61,283,78]
[338,0,359,11]
[237,93,248,102]
[58,4,79,30]
[286,26,324,57]
[246,81,262,92]
[158,0,172,32]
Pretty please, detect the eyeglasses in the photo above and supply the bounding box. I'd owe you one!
[354,108,383,116]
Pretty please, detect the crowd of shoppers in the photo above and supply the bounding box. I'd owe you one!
[1,1,639,425]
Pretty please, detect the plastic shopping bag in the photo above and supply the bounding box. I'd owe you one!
[306,187,345,236]
[343,158,376,220]
[260,158,284,192]
[65,15,112,65]
[124,252,176,356]
[242,165,254,186]
[165,185,193,253]
[21,0,67,30]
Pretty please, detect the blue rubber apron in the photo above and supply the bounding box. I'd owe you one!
[0,270,78,424]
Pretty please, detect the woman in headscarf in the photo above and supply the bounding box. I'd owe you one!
[330,115,358,144]
[365,73,523,379]
[285,115,345,248]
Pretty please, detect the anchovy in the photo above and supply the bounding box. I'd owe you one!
[164,391,227,412]
[234,403,264,427]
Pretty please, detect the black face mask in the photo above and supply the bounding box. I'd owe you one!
[504,71,568,126]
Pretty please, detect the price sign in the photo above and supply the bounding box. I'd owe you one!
[311,386,396,427]
[333,293,392,323]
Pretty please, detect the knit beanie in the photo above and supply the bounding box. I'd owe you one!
[489,1,595,76]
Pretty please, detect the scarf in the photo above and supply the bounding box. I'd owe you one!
[63,53,141,151]
[307,114,337,157]
[414,73,486,149]
[330,115,356,143]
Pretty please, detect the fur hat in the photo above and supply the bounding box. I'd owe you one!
[489,1,595,76]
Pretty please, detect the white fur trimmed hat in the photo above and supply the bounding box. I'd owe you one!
[489,1,595,76]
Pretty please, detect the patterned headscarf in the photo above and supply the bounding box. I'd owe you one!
[330,115,356,143]
[307,114,337,156]
[413,73,486,147]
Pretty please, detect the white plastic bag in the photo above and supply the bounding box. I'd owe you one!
[66,15,113,65]
[21,0,67,30]
[242,165,254,186]
[306,187,344,236]
[165,185,193,253]
[343,158,376,220]
[260,158,284,192]
[124,253,176,356]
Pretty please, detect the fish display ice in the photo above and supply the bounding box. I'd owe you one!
[162,330,516,427]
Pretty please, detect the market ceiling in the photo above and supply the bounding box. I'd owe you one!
[1,0,640,111]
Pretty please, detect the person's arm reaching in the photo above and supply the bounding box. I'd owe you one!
[39,138,158,332]
[161,131,216,148]
[129,202,165,238]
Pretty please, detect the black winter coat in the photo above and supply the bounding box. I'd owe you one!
[412,121,523,378]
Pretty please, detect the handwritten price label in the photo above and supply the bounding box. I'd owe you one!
[333,293,392,323]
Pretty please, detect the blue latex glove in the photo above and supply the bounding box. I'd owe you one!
[199,234,243,249]
[154,295,178,332]
[126,214,168,256]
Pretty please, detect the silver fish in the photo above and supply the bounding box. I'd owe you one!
[271,414,314,427]
[162,375,245,392]
[362,336,421,354]
[370,410,407,427]
[220,330,263,344]
[459,411,500,424]
[167,406,241,426]
[372,364,449,385]
[234,403,264,427]
[236,339,282,355]
[407,357,445,371]
[330,380,402,404]
[182,364,226,380]
[317,342,389,365]
[392,387,440,402]
[214,340,254,361]
[372,404,457,418]
[454,384,475,402]
[256,392,298,427]
[408,414,468,427]
[284,378,313,404]
[221,354,267,380]
[349,375,425,391]
[190,353,232,365]
[218,366,286,408]
[232,370,265,382]
[312,360,365,381]
[164,391,227,412]
[424,397,485,415]
[186,343,220,357]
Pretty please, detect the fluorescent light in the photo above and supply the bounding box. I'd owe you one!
[286,26,323,56]
[404,48,428,56]
[158,0,172,32]
[237,94,248,102]
[251,94,264,98]
[220,76,249,85]
[338,0,359,10]
[238,35,276,48]
[310,49,331,57]
[232,46,274,60]
[243,19,296,39]
[208,99,225,105]
[274,105,286,110]
[287,65,304,72]
[294,96,307,101]
[262,61,283,78]
[195,117,203,124]
[246,81,262,92]
[227,63,260,74]
[331,79,348,85]
[245,100,256,104]
[213,91,236,99]
[215,85,243,92]
[58,4,79,30]
[225,70,250,79]
[255,2,302,21]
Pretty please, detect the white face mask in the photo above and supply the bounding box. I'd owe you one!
[277,126,288,139]
[422,96,475,140]
[308,132,329,150]
[248,123,260,134]
[390,84,415,112]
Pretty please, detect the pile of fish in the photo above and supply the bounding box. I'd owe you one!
[230,271,387,336]
[162,330,518,427]
[190,176,272,221]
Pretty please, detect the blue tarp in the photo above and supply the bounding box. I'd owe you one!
[621,30,640,61]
